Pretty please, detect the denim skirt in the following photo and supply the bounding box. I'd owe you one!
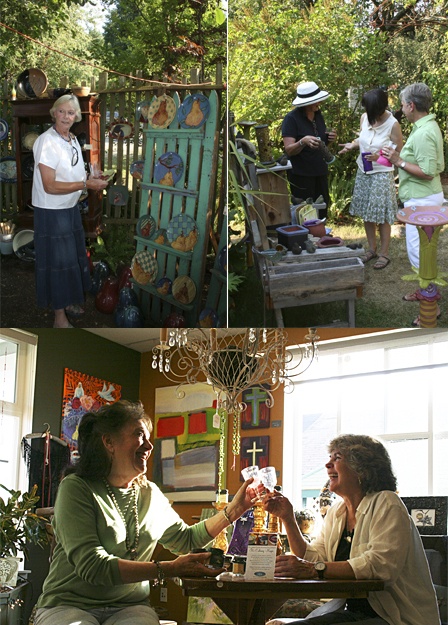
[34,205,91,310]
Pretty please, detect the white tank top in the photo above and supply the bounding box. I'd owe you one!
[356,111,397,174]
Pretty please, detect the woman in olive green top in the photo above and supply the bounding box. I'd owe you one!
[35,401,255,625]
[384,83,445,324]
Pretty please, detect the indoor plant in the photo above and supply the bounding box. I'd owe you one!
[0,484,48,586]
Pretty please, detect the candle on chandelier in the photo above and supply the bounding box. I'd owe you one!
[210,328,218,351]
[160,328,168,343]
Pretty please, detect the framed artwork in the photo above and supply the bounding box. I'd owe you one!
[153,383,225,501]
[401,496,448,535]
[61,368,121,460]
[240,435,269,477]
[241,385,270,430]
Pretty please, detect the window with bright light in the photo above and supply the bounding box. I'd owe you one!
[0,330,38,492]
[282,330,448,512]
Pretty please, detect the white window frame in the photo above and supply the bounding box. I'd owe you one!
[282,329,448,511]
[0,329,38,492]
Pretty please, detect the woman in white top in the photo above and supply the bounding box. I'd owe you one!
[263,434,440,625]
[339,89,403,270]
[32,95,108,328]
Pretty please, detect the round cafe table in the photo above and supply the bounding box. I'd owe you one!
[396,204,448,327]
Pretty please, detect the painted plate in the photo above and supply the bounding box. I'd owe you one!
[218,246,227,275]
[108,185,129,206]
[147,95,177,129]
[177,94,210,129]
[109,122,134,139]
[22,131,39,151]
[0,119,8,141]
[22,155,35,180]
[166,213,199,252]
[156,276,173,296]
[130,160,145,180]
[136,100,152,123]
[136,214,156,239]
[154,152,183,186]
[0,156,17,183]
[199,307,218,328]
[153,228,168,246]
[131,250,158,285]
[172,275,196,305]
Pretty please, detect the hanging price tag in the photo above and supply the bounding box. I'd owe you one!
[213,412,220,429]
[160,587,168,602]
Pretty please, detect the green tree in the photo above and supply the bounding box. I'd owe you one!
[229,0,388,150]
[1,0,87,80]
[101,0,225,80]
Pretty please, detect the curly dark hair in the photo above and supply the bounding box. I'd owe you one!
[65,400,152,481]
[328,434,397,493]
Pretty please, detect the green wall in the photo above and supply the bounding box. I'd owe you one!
[30,329,141,433]
[23,328,141,620]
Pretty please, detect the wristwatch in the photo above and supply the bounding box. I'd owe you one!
[314,561,326,579]
[400,161,407,169]
[299,139,304,147]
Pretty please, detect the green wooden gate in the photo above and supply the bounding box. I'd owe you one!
[132,90,220,326]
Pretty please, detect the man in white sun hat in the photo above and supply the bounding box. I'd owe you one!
[282,81,337,216]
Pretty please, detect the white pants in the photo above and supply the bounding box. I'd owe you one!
[404,192,445,269]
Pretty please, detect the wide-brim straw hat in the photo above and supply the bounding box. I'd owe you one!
[293,81,330,107]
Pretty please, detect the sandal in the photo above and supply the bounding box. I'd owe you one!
[65,304,85,317]
[402,290,420,302]
[360,249,377,264]
[373,255,390,270]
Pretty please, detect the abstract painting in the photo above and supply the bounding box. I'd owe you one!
[153,383,224,501]
[61,368,121,461]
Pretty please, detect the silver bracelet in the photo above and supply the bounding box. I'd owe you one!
[82,180,88,195]
[223,506,232,524]
[153,561,165,586]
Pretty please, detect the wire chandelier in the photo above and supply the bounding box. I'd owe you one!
[152,328,319,487]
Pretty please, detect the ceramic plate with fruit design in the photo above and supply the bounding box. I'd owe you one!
[136,214,156,239]
[172,275,196,305]
[147,95,176,129]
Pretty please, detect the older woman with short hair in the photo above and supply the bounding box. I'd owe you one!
[383,83,445,325]
[263,434,440,625]
[32,94,108,328]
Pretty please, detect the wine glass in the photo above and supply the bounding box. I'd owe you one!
[259,466,277,492]
[241,465,260,489]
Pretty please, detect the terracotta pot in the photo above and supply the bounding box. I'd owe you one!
[303,219,326,238]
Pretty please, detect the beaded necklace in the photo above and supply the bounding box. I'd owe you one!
[53,125,74,143]
[103,478,140,560]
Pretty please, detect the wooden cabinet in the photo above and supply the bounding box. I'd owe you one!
[12,95,103,238]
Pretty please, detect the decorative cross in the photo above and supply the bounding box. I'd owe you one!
[246,440,264,466]
[244,387,267,426]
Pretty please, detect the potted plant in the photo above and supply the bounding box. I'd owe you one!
[0,484,49,586]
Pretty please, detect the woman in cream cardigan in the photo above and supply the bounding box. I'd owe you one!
[263,434,440,625]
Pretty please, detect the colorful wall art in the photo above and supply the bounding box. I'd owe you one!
[153,383,223,501]
[61,368,121,460]
[241,385,270,430]
[240,435,270,476]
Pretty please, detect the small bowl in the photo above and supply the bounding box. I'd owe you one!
[71,86,91,97]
